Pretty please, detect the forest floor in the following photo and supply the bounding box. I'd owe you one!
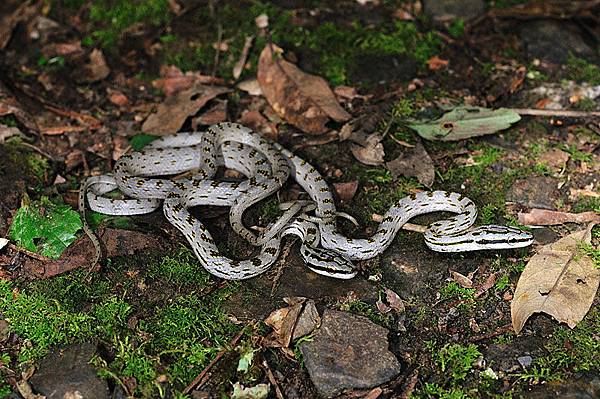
[0,0,599,398]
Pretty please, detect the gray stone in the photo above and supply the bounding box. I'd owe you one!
[517,355,533,368]
[422,0,486,22]
[300,310,401,397]
[519,20,599,64]
[30,342,110,399]
[506,176,559,210]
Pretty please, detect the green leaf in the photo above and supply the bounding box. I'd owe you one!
[408,106,521,141]
[237,347,257,373]
[130,134,159,151]
[8,197,83,259]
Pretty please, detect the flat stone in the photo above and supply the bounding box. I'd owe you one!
[506,176,559,210]
[30,342,110,399]
[519,20,599,64]
[422,0,485,22]
[300,310,401,397]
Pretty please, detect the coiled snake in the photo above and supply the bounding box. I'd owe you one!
[79,123,533,280]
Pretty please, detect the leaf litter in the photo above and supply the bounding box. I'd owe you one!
[511,223,600,334]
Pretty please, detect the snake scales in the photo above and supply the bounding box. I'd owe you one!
[79,122,534,280]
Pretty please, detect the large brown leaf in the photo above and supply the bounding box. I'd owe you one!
[257,44,350,134]
[386,139,434,187]
[142,84,230,135]
[511,223,600,334]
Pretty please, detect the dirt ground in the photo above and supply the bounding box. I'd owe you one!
[0,0,599,398]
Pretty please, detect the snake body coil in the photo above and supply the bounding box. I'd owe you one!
[80,123,533,280]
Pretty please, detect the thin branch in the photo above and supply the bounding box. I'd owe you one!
[510,108,600,118]
[183,327,246,394]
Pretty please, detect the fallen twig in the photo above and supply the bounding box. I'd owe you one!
[183,328,246,394]
[8,243,52,262]
[469,324,513,342]
[510,108,600,118]
[262,359,284,399]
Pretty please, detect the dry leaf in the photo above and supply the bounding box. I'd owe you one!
[333,181,359,202]
[385,139,434,187]
[237,79,263,96]
[263,301,303,348]
[350,132,384,165]
[450,270,473,288]
[0,123,21,143]
[511,223,600,333]
[0,1,40,50]
[537,149,569,170]
[193,100,227,127]
[427,56,449,70]
[518,209,600,226]
[238,110,277,140]
[74,49,110,83]
[257,44,350,134]
[142,84,230,134]
[384,288,405,313]
[107,89,130,107]
[0,81,38,133]
[475,273,497,298]
[152,65,226,96]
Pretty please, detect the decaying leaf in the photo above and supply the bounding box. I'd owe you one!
[0,0,40,50]
[0,124,21,143]
[237,79,263,96]
[333,181,359,202]
[408,106,521,141]
[263,297,319,348]
[152,65,226,96]
[257,44,350,134]
[0,81,38,133]
[511,223,600,333]
[450,270,474,289]
[238,110,277,140]
[193,100,228,127]
[427,55,449,70]
[350,132,385,165]
[231,382,270,399]
[73,49,111,83]
[142,84,230,134]
[385,139,434,187]
[518,209,600,226]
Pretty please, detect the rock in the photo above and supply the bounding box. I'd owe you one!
[422,0,486,23]
[300,310,401,397]
[29,342,110,399]
[506,176,559,210]
[519,20,599,64]
[517,355,533,368]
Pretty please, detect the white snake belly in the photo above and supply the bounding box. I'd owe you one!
[80,122,534,280]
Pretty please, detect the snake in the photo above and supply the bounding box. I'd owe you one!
[79,122,534,280]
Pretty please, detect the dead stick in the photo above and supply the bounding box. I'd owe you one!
[183,328,246,394]
[509,108,600,118]
[262,359,284,399]
[8,243,52,262]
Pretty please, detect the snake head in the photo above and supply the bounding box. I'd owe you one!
[468,225,534,250]
[300,243,357,279]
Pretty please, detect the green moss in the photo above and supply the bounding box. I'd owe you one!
[567,55,600,85]
[160,3,440,84]
[140,292,239,387]
[447,19,465,39]
[338,300,393,328]
[572,196,600,213]
[436,343,482,382]
[439,282,475,302]
[147,247,211,287]
[0,280,94,362]
[87,0,172,48]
